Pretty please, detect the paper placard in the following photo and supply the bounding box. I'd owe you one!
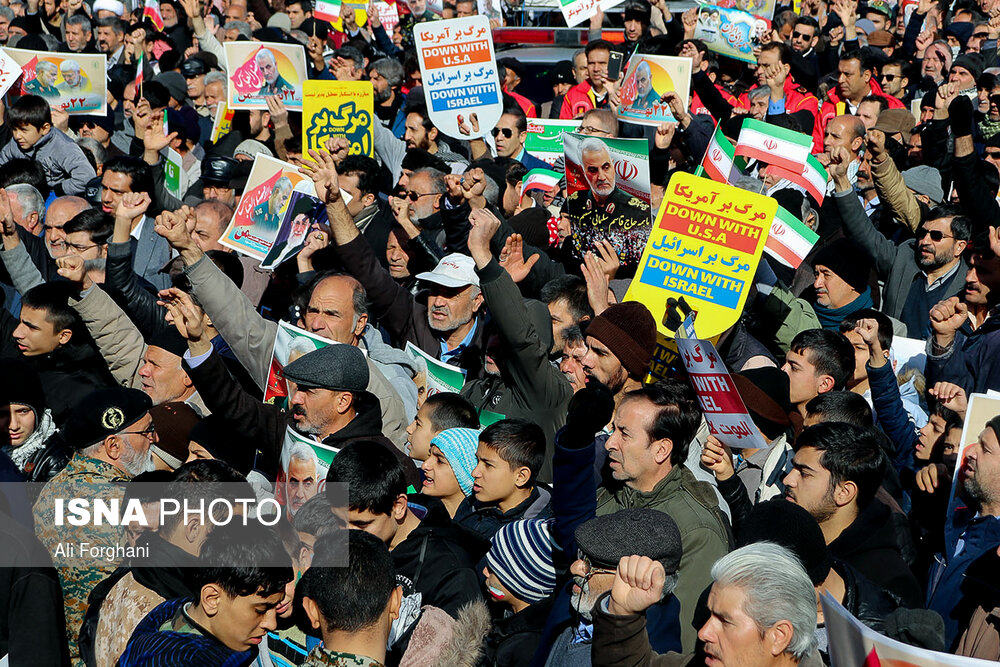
[302,80,375,160]
[225,41,308,111]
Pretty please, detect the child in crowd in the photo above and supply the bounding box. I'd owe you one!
[420,427,481,517]
[405,392,479,461]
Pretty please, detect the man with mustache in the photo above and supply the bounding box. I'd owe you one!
[541,508,684,665]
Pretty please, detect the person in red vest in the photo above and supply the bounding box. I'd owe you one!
[735,43,820,149]
[818,49,905,147]
[560,40,616,119]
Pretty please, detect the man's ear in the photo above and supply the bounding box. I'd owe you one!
[471,290,485,313]
[56,328,73,346]
[392,493,408,521]
[514,465,532,489]
[388,585,403,621]
[835,480,859,508]
[817,374,836,394]
[766,619,795,656]
[352,312,369,339]
[302,596,323,630]
[200,583,223,617]
[428,125,438,144]
[651,438,673,466]
[363,192,376,208]
[40,122,52,136]
[103,434,123,461]
[955,239,968,258]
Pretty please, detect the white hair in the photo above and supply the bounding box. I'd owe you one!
[287,440,317,465]
[579,136,610,157]
[60,59,81,72]
[255,48,277,67]
[710,542,818,661]
[6,183,45,224]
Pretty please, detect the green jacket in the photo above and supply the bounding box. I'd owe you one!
[597,464,732,652]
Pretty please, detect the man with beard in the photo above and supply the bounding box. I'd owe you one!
[251,176,292,235]
[925,415,1000,648]
[782,422,922,606]
[375,103,468,184]
[25,61,60,98]
[567,139,650,251]
[33,388,156,664]
[539,508,684,665]
[57,60,87,93]
[629,61,660,110]
[368,57,406,138]
[580,302,657,411]
[262,197,313,269]
[831,146,970,338]
[284,441,320,518]
[255,48,294,98]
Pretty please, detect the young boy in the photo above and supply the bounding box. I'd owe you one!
[420,427,480,518]
[117,522,294,666]
[298,530,402,667]
[405,392,479,461]
[456,418,552,540]
[0,94,96,196]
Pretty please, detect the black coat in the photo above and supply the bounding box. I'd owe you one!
[480,595,556,667]
[23,342,115,425]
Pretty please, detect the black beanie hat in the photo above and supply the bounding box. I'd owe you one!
[811,238,872,294]
[586,302,657,380]
[148,327,189,358]
[0,358,46,416]
[737,498,832,585]
[64,388,152,450]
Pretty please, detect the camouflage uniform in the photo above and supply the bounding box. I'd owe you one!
[300,646,384,667]
[34,452,129,666]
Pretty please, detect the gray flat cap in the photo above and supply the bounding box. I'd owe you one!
[575,507,682,573]
[282,344,369,392]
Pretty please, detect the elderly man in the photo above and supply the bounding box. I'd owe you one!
[631,61,660,109]
[256,48,294,97]
[592,543,821,666]
[64,14,93,52]
[555,379,731,651]
[4,183,45,236]
[251,175,292,233]
[58,60,86,92]
[41,196,89,257]
[567,138,650,238]
[26,61,59,97]
[33,388,156,664]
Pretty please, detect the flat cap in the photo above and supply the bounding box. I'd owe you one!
[575,507,682,573]
[872,108,915,143]
[282,344,369,392]
[64,388,152,450]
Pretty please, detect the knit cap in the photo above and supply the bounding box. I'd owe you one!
[0,357,46,418]
[430,427,481,496]
[811,238,872,294]
[585,302,657,380]
[486,519,559,604]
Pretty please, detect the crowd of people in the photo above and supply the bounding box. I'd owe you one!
[0,0,999,664]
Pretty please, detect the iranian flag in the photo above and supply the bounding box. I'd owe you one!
[134,51,144,91]
[766,154,829,205]
[734,118,812,174]
[699,124,746,185]
[520,168,561,196]
[18,55,37,95]
[314,0,341,22]
[765,206,819,269]
[144,0,164,30]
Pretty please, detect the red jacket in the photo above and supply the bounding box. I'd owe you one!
[506,88,537,118]
[560,81,609,119]
[737,78,821,151]
[818,77,904,150]
[690,85,740,121]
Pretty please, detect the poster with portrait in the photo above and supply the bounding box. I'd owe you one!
[275,427,338,521]
[0,48,23,99]
[563,132,652,271]
[6,48,106,114]
[225,41,308,111]
[947,394,1000,528]
[524,118,580,165]
[264,321,338,409]
[404,341,466,398]
[219,154,316,260]
[302,80,374,161]
[616,55,691,126]
[709,0,777,20]
[414,16,503,141]
[693,4,770,65]
[259,192,328,270]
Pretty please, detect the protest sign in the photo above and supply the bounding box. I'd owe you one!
[225,41,307,111]
[414,16,503,141]
[822,593,996,667]
[161,148,187,200]
[260,192,328,270]
[275,427,337,521]
[693,5,770,64]
[6,48,106,114]
[302,80,374,160]
[264,321,337,409]
[563,132,652,270]
[890,335,926,375]
[676,337,765,449]
[220,155,316,260]
[374,0,400,30]
[558,0,621,27]
[524,118,580,165]
[210,102,234,143]
[405,342,466,397]
[711,0,777,19]
[0,49,22,98]
[616,55,691,126]
[946,393,1000,529]
[624,171,774,340]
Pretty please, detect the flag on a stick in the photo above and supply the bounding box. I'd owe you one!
[764,205,819,269]
[734,118,812,174]
[698,123,747,184]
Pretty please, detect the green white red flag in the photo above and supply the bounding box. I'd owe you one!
[734,118,813,174]
[765,205,819,269]
[698,124,747,185]
[143,0,164,30]
[766,154,829,205]
[520,168,561,197]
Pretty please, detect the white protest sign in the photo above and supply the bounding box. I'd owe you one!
[414,16,503,141]
[0,48,23,98]
[558,0,622,27]
[676,337,766,450]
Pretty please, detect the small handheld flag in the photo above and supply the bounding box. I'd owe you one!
[734,118,813,174]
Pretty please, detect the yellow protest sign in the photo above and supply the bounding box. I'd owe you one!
[624,171,774,344]
[302,80,374,161]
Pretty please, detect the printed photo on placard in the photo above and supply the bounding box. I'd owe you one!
[616,54,691,125]
[694,5,770,64]
[274,427,338,520]
[6,48,106,114]
[260,192,329,270]
[225,41,308,111]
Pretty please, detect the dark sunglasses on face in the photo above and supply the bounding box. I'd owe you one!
[491,127,514,139]
[405,191,437,202]
[985,150,1000,160]
[916,228,952,241]
[881,74,899,81]
[792,30,812,39]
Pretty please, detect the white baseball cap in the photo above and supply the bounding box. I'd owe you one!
[416,253,480,289]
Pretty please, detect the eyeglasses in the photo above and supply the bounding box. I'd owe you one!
[405,191,438,202]
[64,241,100,253]
[579,124,611,136]
[916,228,953,241]
[985,150,1000,160]
[577,551,617,580]
[792,30,813,39]
[491,127,514,139]
[120,424,157,441]
[880,73,899,81]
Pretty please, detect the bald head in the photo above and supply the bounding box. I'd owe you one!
[192,200,234,251]
[46,196,91,257]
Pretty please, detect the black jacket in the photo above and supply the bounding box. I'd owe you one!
[835,559,903,634]
[392,495,485,619]
[829,499,923,607]
[455,484,552,542]
[480,595,556,667]
[23,342,115,425]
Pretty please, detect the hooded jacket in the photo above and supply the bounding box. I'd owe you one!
[455,484,552,542]
[481,595,557,667]
[926,313,1000,396]
[392,496,485,619]
[0,127,96,196]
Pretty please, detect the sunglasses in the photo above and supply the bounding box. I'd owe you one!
[985,150,1000,159]
[491,127,514,139]
[916,228,952,241]
[405,191,437,202]
[792,30,813,39]
[973,32,990,39]
[881,73,899,81]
